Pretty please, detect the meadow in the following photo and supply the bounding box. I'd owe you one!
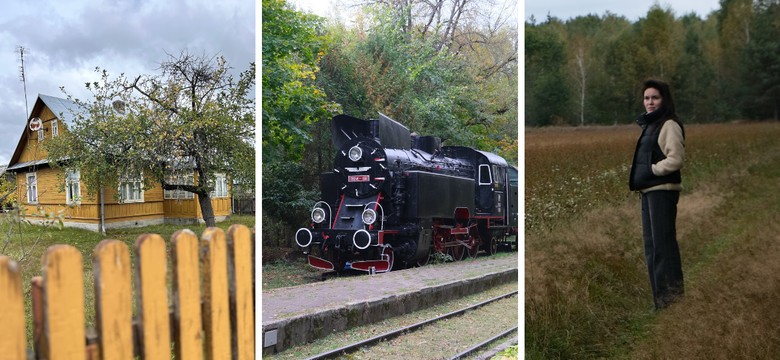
[525,122,780,359]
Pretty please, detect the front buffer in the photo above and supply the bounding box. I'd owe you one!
[296,227,395,273]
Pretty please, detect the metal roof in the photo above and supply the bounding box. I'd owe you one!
[6,159,51,171]
[37,94,84,127]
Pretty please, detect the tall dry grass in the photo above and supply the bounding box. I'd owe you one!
[525,122,780,359]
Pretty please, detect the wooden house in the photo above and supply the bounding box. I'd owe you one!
[5,94,232,231]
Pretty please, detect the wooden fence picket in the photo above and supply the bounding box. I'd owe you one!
[42,245,87,360]
[0,256,26,360]
[202,227,232,360]
[1,224,255,360]
[31,276,46,359]
[134,234,171,360]
[171,229,204,360]
[228,224,255,360]
[93,240,133,359]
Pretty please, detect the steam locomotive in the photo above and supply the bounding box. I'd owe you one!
[295,113,518,273]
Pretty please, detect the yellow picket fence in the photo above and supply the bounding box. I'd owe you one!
[0,225,255,359]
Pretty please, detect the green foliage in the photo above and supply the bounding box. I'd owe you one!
[262,0,340,162]
[493,345,519,359]
[262,161,319,229]
[429,251,454,264]
[0,173,17,208]
[526,2,780,125]
[740,0,780,119]
[525,20,570,126]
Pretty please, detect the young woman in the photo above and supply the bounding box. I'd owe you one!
[629,79,685,310]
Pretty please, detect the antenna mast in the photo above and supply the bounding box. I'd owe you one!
[18,46,30,118]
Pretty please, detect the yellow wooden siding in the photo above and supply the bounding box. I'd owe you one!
[164,199,199,218]
[15,162,231,225]
[18,107,59,163]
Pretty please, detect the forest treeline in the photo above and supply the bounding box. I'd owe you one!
[526,0,780,126]
[262,0,518,245]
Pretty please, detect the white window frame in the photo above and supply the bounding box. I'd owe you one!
[65,169,81,205]
[118,172,144,203]
[26,172,38,204]
[210,173,229,198]
[164,172,195,200]
[478,164,492,185]
[37,129,44,142]
[52,120,59,138]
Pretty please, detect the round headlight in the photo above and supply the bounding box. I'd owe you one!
[295,228,313,248]
[311,208,326,223]
[348,146,363,162]
[362,209,377,225]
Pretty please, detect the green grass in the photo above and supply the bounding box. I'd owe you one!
[0,213,255,349]
[262,258,322,290]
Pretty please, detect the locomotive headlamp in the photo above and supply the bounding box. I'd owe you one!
[311,207,326,223]
[348,146,363,162]
[362,208,377,225]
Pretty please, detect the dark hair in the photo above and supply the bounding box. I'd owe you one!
[642,79,678,120]
[643,79,684,137]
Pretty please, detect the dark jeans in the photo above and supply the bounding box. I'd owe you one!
[641,190,684,309]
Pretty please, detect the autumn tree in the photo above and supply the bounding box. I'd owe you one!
[525,17,570,126]
[740,0,780,119]
[262,0,341,244]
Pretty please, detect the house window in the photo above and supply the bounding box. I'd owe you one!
[119,172,144,203]
[26,173,38,204]
[65,169,80,204]
[52,120,59,138]
[210,173,228,198]
[37,129,44,142]
[164,172,195,200]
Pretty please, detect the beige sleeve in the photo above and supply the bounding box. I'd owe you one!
[652,121,685,176]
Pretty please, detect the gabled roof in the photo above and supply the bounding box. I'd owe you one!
[37,94,84,127]
[7,94,86,170]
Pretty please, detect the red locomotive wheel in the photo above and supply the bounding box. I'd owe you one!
[467,235,479,258]
[489,236,498,256]
[448,240,465,261]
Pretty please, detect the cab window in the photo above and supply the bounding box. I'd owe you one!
[507,166,518,186]
[478,164,492,185]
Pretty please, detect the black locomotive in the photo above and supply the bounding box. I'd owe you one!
[295,113,518,273]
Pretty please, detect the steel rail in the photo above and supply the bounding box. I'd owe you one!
[448,326,518,360]
[304,290,518,360]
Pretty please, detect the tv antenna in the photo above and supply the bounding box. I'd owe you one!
[18,46,30,119]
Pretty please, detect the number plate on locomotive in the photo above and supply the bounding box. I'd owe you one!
[348,175,370,182]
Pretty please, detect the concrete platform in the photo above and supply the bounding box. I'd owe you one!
[261,253,519,354]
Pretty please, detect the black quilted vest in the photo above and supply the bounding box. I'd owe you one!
[629,113,682,191]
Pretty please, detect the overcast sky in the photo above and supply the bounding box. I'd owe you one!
[526,0,721,22]
[0,0,255,166]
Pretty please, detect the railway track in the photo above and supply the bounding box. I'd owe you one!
[304,291,518,360]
